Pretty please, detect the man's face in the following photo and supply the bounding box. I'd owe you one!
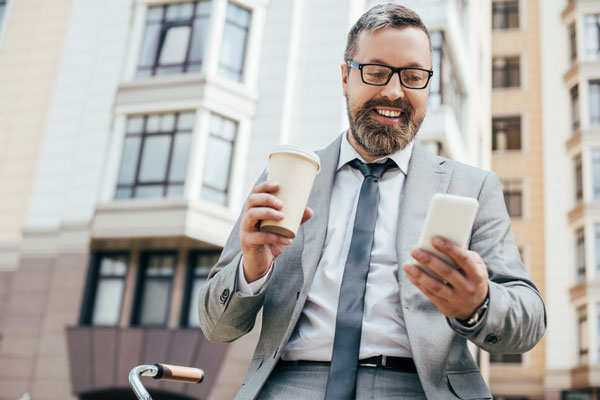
[342,27,431,156]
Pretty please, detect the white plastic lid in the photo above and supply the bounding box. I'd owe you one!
[270,144,321,173]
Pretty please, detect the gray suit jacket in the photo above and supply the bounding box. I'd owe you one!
[198,135,546,400]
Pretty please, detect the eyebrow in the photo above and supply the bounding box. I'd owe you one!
[366,58,427,69]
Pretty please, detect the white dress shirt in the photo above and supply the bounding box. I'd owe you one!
[239,131,414,361]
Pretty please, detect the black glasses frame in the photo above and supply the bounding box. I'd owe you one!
[346,60,434,89]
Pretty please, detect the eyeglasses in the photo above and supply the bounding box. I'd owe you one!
[346,60,433,89]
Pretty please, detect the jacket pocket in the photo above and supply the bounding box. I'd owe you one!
[447,370,492,400]
[242,355,264,386]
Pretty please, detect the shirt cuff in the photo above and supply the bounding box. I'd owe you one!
[236,257,273,296]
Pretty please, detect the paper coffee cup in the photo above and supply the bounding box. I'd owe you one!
[259,145,321,239]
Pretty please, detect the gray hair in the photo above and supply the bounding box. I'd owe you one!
[344,3,431,62]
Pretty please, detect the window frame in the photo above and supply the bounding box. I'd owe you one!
[492,0,519,30]
[571,84,580,133]
[115,111,195,200]
[492,115,522,152]
[130,250,178,327]
[576,227,586,283]
[578,304,589,364]
[79,251,130,326]
[180,249,221,327]
[492,55,521,89]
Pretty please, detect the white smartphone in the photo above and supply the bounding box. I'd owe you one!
[415,193,479,281]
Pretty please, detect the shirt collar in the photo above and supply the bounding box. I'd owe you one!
[337,130,414,175]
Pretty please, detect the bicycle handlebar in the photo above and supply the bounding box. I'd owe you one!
[129,363,205,400]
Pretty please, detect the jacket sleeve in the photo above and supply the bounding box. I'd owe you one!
[197,172,270,343]
[449,171,546,353]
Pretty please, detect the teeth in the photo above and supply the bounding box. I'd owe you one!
[376,109,402,118]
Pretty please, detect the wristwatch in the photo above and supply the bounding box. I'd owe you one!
[460,296,490,327]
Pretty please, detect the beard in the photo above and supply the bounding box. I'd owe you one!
[346,97,425,156]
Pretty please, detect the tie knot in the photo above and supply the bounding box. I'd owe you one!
[348,158,397,179]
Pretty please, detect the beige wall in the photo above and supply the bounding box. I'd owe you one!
[490,0,547,397]
[0,0,73,261]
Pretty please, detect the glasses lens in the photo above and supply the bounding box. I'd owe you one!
[361,65,393,85]
[400,69,430,88]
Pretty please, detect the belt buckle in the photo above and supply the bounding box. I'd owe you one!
[381,355,387,367]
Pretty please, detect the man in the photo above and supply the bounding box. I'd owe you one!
[199,4,546,400]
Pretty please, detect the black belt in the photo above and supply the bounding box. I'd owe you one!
[278,356,417,374]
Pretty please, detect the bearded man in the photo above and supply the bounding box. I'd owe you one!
[198,4,546,400]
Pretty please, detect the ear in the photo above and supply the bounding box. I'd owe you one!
[341,63,348,97]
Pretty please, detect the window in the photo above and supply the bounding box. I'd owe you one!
[490,353,522,364]
[576,228,586,283]
[80,253,129,326]
[571,85,580,132]
[578,305,589,363]
[428,31,466,131]
[502,179,523,218]
[492,116,521,151]
[593,151,600,199]
[570,23,577,62]
[0,1,6,33]
[137,1,210,77]
[575,154,583,203]
[596,225,600,280]
[181,251,220,327]
[492,0,519,30]
[590,80,600,127]
[132,252,176,327]
[201,114,237,205]
[492,56,520,88]
[219,2,251,81]
[584,14,600,60]
[115,112,194,200]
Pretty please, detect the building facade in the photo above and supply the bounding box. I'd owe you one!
[0,0,490,399]
[488,0,547,398]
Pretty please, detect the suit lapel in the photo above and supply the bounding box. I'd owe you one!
[397,142,453,295]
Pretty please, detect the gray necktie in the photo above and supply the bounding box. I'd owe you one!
[325,158,398,400]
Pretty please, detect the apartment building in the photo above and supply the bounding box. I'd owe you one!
[542,0,600,399]
[0,0,490,399]
[488,0,547,399]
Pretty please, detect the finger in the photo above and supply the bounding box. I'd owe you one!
[300,207,314,224]
[252,181,280,194]
[403,263,454,301]
[245,192,283,212]
[241,207,284,232]
[242,231,293,246]
[411,249,466,287]
[431,237,477,277]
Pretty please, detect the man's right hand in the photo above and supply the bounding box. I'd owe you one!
[240,181,313,283]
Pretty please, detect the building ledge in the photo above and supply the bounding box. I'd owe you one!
[564,61,600,87]
[66,326,228,398]
[571,364,600,388]
[91,199,237,247]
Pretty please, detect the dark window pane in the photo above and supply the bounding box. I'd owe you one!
[578,305,588,363]
[89,254,128,326]
[570,23,578,62]
[575,155,583,202]
[492,116,521,151]
[189,16,209,63]
[489,353,522,363]
[138,23,161,68]
[502,180,522,218]
[137,254,175,327]
[185,252,219,327]
[492,1,519,30]
[576,228,586,283]
[117,137,141,185]
[492,56,520,89]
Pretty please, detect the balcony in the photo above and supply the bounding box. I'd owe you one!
[66,326,228,399]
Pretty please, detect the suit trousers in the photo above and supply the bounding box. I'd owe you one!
[257,361,426,400]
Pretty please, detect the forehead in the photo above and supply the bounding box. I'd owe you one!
[354,27,431,68]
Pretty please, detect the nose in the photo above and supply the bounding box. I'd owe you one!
[380,71,405,100]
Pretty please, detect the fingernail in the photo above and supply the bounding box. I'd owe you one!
[434,237,445,247]
[411,249,422,259]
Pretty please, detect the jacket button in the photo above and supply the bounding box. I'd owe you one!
[485,334,500,345]
[220,288,230,304]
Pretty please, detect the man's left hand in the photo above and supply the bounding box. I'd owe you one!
[402,236,489,320]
